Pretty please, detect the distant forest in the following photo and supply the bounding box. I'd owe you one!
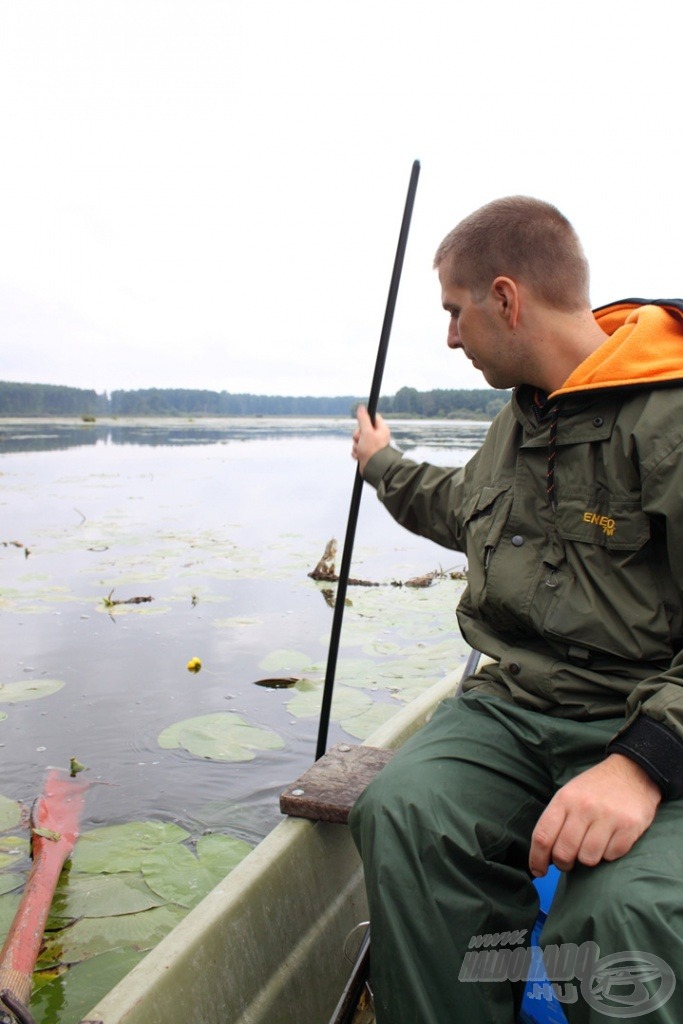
[0,381,509,420]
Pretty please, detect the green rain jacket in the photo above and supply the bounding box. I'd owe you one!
[363,300,683,797]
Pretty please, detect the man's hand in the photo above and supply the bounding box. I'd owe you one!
[352,405,392,475]
[529,753,662,877]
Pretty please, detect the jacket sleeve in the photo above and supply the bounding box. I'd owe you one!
[363,446,469,552]
[606,431,683,798]
[606,704,683,799]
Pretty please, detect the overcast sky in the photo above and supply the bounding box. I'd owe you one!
[1,1,682,398]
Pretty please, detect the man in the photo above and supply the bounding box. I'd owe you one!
[348,197,683,1023]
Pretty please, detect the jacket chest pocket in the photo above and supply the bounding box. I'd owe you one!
[538,495,671,661]
[462,484,513,605]
[550,492,650,550]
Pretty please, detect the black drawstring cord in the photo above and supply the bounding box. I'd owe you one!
[546,404,559,512]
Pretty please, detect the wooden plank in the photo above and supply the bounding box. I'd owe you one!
[280,744,395,823]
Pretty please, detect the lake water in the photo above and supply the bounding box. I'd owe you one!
[0,416,489,1019]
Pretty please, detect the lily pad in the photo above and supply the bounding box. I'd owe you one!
[340,703,400,740]
[335,658,385,688]
[0,891,21,944]
[40,902,187,965]
[0,794,21,832]
[31,947,145,1023]
[0,678,65,703]
[0,872,24,897]
[48,872,165,924]
[141,834,251,908]
[217,615,262,628]
[158,712,285,762]
[258,649,318,674]
[394,680,443,703]
[0,836,30,869]
[287,685,373,721]
[70,821,190,875]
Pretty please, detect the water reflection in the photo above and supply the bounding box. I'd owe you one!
[0,416,492,454]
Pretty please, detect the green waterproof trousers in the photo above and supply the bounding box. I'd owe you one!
[349,693,683,1023]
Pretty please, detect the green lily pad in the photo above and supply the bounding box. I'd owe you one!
[40,902,187,965]
[258,649,318,673]
[0,891,21,945]
[0,872,24,897]
[214,615,262,629]
[394,679,442,703]
[48,872,165,924]
[0,678,65,703]
[31,947,145,1023]
[158,712,285,762]
[70,821,190,875]
[291,677,320,692]
[0,793,21,832]
[335,658,385,688]
[0,836,30,869]
[340,703,400,740]
[287,685,373,721]
[141,834,251,908]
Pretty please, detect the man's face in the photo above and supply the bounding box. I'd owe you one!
[439,270,525,390]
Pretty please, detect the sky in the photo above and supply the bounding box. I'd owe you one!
[1,1,682,398]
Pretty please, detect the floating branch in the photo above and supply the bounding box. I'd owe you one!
[308,538,337,579]
[2,540,30,558]
[308,539,466,590]
[103,589,154,608]
[308,538,379,587]
[394,568,467,588]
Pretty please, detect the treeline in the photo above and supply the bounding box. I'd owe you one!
[0,381,508,420]
[108,389,359,416]
[0,382,107,417]
[377,386,508,420]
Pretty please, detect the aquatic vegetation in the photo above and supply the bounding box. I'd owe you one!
[158,712,285,762]
[0,679,65,704]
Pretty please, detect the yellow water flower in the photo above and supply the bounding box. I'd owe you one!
[186,657,202,674]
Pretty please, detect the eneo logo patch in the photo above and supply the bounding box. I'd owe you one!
[582,511,616,537]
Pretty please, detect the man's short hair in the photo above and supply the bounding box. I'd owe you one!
[433,196,590,311]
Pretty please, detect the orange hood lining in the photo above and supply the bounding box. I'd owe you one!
[550,301,683,400]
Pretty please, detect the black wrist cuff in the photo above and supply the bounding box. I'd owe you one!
[606,715,683,800]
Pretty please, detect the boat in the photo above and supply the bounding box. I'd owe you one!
[79,656,565,1024]
[77,665,473,1024]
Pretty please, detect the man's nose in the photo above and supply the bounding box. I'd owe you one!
[447,321,461,349]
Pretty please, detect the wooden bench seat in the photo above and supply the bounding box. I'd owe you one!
[280,744,395,824]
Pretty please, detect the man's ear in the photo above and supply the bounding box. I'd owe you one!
[491,277,519,328]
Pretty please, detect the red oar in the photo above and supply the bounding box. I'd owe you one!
[0,768,88,1022]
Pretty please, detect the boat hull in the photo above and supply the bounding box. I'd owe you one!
[81,668,468,1024]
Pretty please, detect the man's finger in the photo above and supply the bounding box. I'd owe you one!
[573,820,613,868]
[529,803,566,877]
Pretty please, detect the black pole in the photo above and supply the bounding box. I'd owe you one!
[315,160,420,761]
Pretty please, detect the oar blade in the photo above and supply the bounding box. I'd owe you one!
[35,767,88,849]
[0,768,89,1010]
